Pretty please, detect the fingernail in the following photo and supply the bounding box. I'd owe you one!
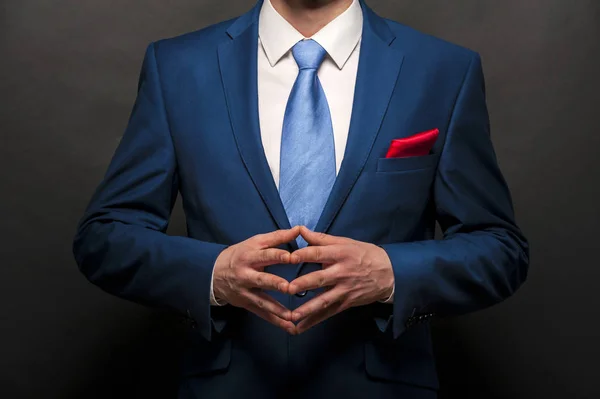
[293,312,301,322]
[279,283,287,292]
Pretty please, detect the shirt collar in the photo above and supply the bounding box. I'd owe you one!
[258,0,363,69]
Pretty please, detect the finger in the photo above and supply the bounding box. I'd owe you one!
[245,302,296,335]
[296,301,346,334]
[244,290,293,321]
[289,244,344,265]
[298,226,347,246]
[243,270,290,293]
[246,248,291,267]
[288,268,339,295]
[253,226,301,249]
[291,287,345,323]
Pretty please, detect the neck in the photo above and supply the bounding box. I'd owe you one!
[269,0,354,37]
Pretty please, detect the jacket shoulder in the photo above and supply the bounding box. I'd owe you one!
[384,19,478,64]
[150,17,237,61]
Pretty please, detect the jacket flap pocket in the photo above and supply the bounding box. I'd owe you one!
[364,325,439,390]
[181,332,231,376]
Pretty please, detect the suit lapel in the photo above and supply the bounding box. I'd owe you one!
[217,1,404,238]
[217,2,293,234]
[314,3,405,233]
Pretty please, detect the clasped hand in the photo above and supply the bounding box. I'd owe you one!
[213,226,394,335]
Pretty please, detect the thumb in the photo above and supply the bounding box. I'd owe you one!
[299,226,340,245]
[257,226,301,248]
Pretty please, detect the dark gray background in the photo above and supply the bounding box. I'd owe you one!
[1,0,599,398]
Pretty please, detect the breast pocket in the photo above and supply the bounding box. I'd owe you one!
[376,154,438,173]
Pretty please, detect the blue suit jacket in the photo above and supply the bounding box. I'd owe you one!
[73,1,528,397]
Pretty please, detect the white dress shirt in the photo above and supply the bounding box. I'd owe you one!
[211,0,393,305]
[258,0,362,185]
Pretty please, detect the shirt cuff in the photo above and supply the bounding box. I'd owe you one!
[379,284,394,304]
[209,263,227,306]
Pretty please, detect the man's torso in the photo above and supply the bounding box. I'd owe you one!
[149,1,474,397]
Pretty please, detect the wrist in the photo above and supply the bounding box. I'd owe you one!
[212,247,232,305]
[376,245,394,303]
[379,283,394,303]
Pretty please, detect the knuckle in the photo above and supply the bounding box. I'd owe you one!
[237,251,249,263]
[231,269,242,281]
[270,278,281,290]
[314,247,322,261]
[252,235,267,248]
[318,275,326,287]
[236,270,251,285]
[256,251,266,262]
[277,250,289,263]
[255,274,264,287]
[264,248,274,258]
[334,246,346,260]
[345,291,358,305]
[269,249,283,262]
[253,232,266,242]
[229,286,247,304]
[267,249,279,260]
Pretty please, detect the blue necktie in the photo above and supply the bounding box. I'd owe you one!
[279,39,336,248]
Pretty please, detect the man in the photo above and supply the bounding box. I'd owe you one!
[73,0,529,397]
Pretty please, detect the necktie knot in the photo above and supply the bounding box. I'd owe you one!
[292,39,327,70]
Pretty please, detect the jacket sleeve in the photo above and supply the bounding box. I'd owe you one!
[72,43,226,341]
[380,53,529,339]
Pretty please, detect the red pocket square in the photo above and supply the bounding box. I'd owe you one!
[385,128,439,158]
